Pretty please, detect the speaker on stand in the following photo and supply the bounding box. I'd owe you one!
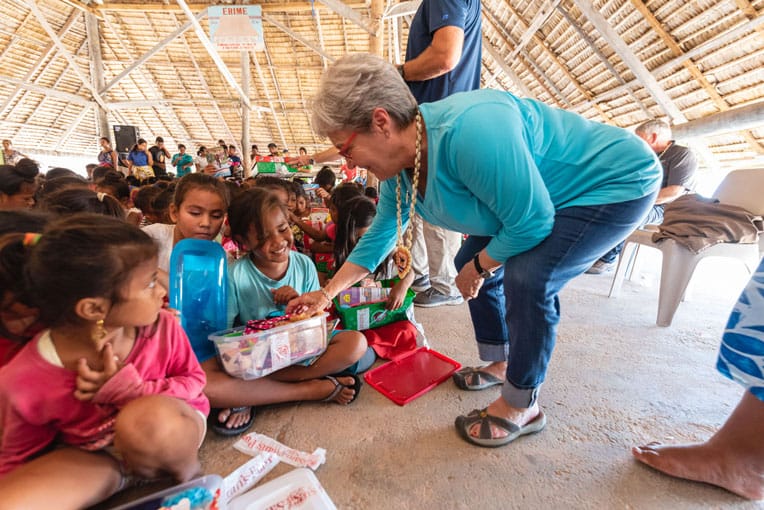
[113,125,139,153]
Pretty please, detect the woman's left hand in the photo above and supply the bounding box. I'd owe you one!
[386,283,407,310]
[455,262,485,301]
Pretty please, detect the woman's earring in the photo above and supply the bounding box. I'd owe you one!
[92,319,107,343]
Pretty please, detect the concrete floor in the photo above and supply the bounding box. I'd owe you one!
[102,251,763,509]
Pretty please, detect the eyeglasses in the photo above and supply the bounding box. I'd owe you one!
[337,132,357,159]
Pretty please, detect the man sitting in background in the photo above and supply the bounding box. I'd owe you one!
[587,119,698,274]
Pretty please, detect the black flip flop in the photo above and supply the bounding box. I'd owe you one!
[322,374,363,404]
[210,406,255,436]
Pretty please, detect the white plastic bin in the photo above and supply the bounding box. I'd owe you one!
[209,314,328,379]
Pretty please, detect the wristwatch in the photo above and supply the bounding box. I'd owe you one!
[473,254,494,279]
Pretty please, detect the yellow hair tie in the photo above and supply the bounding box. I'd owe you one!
[22,233,42,246]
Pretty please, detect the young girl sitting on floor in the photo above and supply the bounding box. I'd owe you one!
[0,210,50,367]
[195,188,368,436]
[0,214,208,510]
[333,195,415,308]
[143,173,229,287]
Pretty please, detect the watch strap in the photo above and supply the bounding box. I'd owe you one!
[473,254,493,278]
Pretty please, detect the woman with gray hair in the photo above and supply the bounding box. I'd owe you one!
[288,53,662,447]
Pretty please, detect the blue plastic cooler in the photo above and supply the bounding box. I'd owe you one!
[169,239,228,361]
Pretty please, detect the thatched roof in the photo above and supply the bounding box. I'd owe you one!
[1,0,763,169]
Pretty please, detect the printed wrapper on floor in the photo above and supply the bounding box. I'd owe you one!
[233,432,326,470]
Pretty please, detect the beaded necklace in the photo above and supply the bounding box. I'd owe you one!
[392,110,422,278]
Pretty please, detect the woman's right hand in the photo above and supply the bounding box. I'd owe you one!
[286,290,329,316]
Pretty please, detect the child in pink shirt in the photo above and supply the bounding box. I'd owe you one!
[0,214,208,509]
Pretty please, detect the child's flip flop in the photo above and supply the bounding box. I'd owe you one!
[321,374,362,404]
[210,406,255,436]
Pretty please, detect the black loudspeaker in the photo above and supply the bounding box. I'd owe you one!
[113,125,139,153]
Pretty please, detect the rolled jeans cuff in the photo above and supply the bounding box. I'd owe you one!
[501,382,541,408]
[476,341,508,362]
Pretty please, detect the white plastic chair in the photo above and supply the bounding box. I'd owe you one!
[608,169,764,326]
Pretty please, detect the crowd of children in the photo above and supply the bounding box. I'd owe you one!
[0,156,414,508]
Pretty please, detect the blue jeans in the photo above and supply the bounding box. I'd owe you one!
[454,193,656,408]
[600,204,664,263]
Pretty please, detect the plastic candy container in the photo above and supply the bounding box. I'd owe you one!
[228,468,336,510]
[111,475,224,510]
[210,313,329,379]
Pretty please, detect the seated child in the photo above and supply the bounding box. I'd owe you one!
[312,166,337,206]
[254,176,303,252]
[142,173,229,288]
[193,188,368,436]
[292,181,310,219]
[41,188,125,219]
[334,195,415,311]
[0,210,50,367]
[132,185,163,227]
[0,214,207,509]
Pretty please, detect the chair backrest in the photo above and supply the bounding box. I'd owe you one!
[712,168,764,215]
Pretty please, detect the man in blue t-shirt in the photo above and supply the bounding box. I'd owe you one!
[397,0,482,308]
[401,0,482,103]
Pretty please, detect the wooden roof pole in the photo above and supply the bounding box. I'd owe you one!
[630,0,764,154]
[85,12,109,138]
[571,0,722,168]
[570,0,685,123]
[672,100,764,139]
[263,13,335,61]
[251,51,288,150]
[0,76,90,106]
[176,0,253,111]
[482,40,535,99]
[365,0,384,189]
[170,13,230,144]
[555,5,650,119]
[483,2,611,121]
[242,50,251,177]
[22,0,110,111]
[315,0,375,36]
[100,10,207,94]
[0,10,79,118]
[482,16,569,109]
[578,14,764,108]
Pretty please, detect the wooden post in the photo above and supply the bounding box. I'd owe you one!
[366,0,384,189]
[85,12,109,138]
[241,50,251,178]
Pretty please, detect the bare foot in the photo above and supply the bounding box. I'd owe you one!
[316,376,357,405]
[216,407,252,430]
[480,361,507,381]
[466,397,540,441]
[632,442,764,500]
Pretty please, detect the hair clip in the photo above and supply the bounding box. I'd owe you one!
[22,232,42,246]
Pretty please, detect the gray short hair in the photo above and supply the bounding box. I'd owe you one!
[635,119,672,140]
[310,53,418,137]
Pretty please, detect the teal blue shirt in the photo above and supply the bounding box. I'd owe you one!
[227,251,320,327]
[172,153,194,177]
[348,89,662,270]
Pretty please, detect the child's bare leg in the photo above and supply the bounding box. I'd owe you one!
[270,330,367,381]
[0,448,121,510]
[632,390,764,500]
[113,395,204,482]
[203,358,359,410]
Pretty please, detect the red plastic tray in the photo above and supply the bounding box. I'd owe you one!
[363,347,461,406]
